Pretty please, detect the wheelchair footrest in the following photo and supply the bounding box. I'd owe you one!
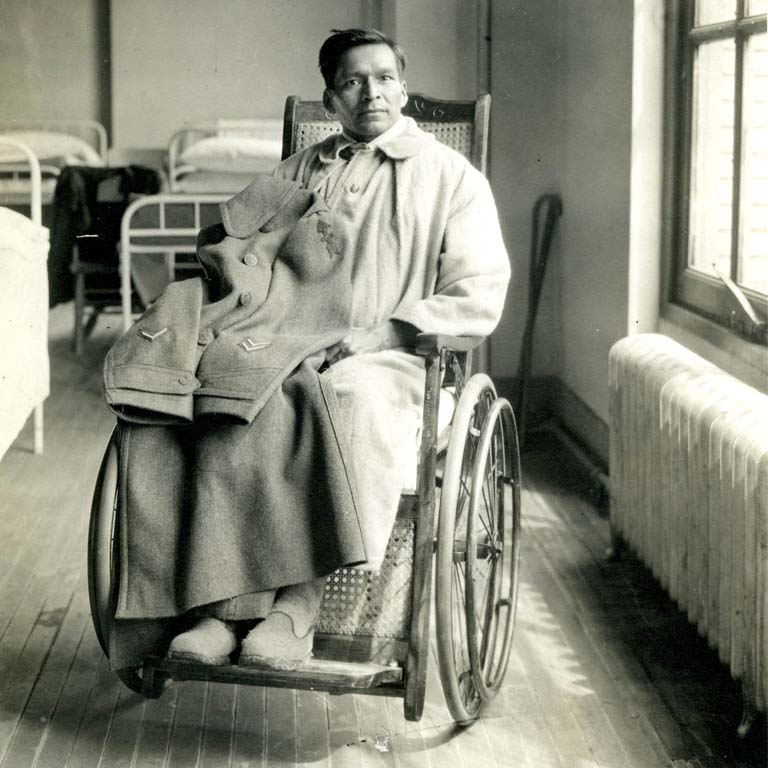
[144,655,404,695]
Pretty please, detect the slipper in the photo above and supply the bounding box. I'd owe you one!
[167,618,237,665]
[238,610,314,670]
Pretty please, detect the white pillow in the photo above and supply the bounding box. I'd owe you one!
[179,136,282,173]
[0,130,103,166]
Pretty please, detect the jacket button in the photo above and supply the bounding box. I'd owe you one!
[243,252,259,267]
[239,291,252,306]
[348,183,360,193]
[198,328,214,345]
[178,374,190,385]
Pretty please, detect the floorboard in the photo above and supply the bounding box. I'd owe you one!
[0,304,765,767]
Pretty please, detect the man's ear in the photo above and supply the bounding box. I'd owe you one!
[400,81,408,109]
[323,89,335,114]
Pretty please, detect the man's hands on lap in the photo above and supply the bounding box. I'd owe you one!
[326,319,417,365]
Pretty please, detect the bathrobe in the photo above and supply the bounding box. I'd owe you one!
[276,116,511,568]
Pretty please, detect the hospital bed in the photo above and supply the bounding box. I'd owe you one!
[0,120,107,207]
[0,138,49,459]
[107,118,284,312]
[88,93,521,724]
[166,117,283,193]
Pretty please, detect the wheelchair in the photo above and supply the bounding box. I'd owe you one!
[87,94,522,724]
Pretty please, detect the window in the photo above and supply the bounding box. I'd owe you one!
[668,1,768,343]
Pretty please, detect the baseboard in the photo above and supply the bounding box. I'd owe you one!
[495,374,609,470]
[494,375,558,428]
[552,380,609,468]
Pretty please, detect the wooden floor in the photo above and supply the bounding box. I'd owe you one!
[0,305,765,768]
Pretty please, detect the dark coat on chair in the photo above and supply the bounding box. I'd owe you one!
[103,176,367,662]
[48,164,160,307]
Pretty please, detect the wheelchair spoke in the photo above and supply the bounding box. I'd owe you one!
[453,561,467,611]
[457,440,475,512]
[459,443,475,499]
[476,572,494,637]
[478,586,496,665]
[477,561,492,606]
[452,569,470,670]
[457,480,470,519]
[476,509,493,541]
[475,578,491,629]
[477,499,496,546]
[453,569,468,647]
[458,670,479,708]
[479,464,501,536]
[477,565,501,679]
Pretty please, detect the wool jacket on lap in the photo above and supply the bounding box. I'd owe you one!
[104,175,352,424]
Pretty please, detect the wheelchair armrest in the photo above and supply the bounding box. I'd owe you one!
[415,333,485,357]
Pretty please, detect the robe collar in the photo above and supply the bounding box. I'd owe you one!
[316,116,435,164]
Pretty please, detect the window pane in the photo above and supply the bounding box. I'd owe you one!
[745,0,768,16]
[688,39,735,279]
[696,0,737,25]
[739,33,768,294]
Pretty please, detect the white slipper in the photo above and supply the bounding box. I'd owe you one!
[238,611,314,670]
[167,618,237,665]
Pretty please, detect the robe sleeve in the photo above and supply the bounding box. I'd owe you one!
[390,166,511,338]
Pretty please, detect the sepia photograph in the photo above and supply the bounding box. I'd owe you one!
[0,1,766,766]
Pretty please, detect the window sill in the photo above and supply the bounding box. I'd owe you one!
[659,302,768,394]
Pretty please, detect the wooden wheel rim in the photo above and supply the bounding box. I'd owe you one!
[87,429,151,696]
[465,397,521,699]
[435,374,496,723]
[87,429,119,657]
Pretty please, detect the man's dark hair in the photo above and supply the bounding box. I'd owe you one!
[319,28,406,89]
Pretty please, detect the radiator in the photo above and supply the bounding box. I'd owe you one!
[609,333,768,718]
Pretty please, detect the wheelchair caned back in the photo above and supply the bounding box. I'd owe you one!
[282,93,490,173]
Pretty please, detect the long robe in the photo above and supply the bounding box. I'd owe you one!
[276,116,511,567]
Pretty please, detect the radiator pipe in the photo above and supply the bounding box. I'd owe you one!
[537,419,610,493]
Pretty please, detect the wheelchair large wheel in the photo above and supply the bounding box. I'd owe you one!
[435,374,522,724]
[87,429,164,697]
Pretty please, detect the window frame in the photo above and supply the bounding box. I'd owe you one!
[665,0,768,344]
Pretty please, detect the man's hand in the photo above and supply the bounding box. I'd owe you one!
[326,320,418,365]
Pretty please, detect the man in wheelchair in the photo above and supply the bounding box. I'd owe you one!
[103,28,510,672]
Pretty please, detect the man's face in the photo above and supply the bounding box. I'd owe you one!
[324,43,408,142]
